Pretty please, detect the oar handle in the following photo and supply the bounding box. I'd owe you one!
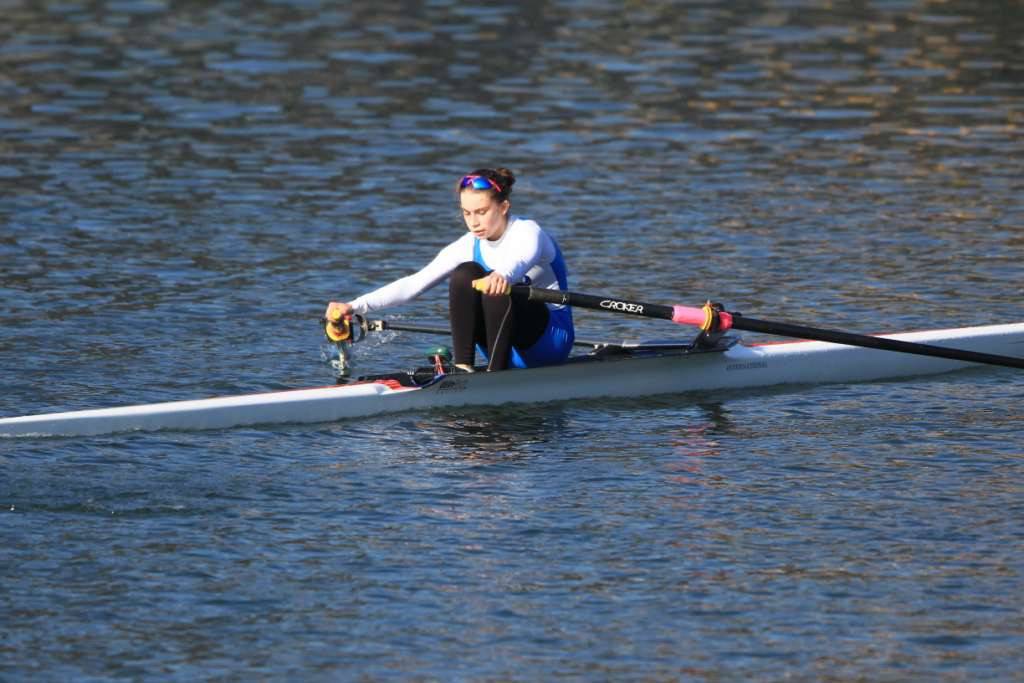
[323,314,367,344]
[324,316,353,343]
[471,277,513,296]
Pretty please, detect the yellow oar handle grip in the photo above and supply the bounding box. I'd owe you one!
[471,278,512,295]
[324,317,352,343]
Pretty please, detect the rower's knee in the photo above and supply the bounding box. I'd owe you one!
[449,261,487,292]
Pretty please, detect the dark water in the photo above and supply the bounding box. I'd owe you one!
[2,1,1023,679]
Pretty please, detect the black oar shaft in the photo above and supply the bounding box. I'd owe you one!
[507,285,1024,371]
[365,318,599,348]
[730,315,1024,369]
[369,320,452,336]
[512,285,677,322]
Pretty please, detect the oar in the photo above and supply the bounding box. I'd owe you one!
[324,316,450,343]
[364,319,454,337]
[326,316,601,348]
[476,282,1024,370]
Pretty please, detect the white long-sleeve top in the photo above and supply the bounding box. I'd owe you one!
[348,217,566,314]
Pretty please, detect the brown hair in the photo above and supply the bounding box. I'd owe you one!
[459,167,516,202]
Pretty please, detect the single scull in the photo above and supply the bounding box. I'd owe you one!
[2,316,1022,438]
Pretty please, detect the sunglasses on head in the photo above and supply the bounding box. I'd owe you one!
[459,175,503,193]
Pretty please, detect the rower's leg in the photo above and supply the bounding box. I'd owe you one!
[481,295,550,370]
[449,262,488,367]
[480,295,515,371]
[449,261,551,371]
[511,299,550,350]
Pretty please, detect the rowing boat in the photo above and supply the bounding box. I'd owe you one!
[2,321,1022,438]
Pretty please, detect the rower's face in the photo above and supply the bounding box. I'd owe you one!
[460,190,509,241]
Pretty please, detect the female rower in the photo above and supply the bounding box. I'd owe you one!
[324,167,574,372]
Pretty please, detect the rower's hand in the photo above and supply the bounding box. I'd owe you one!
[476,272,510,297]
[325,301,353,322]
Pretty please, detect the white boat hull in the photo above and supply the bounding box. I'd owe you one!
[2,323,1022,438]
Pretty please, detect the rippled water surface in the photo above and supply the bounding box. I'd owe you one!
[2,1,1022,680]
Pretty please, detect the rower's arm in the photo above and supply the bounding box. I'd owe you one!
[348,238,467,314]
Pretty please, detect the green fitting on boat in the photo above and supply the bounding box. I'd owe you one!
[425,345,452,361]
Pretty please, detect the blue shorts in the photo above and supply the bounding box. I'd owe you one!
[477,306,574,369]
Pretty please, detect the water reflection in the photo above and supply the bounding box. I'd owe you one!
[413,404,572,460]
[663,401,731,485]
[409,396,734,471]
